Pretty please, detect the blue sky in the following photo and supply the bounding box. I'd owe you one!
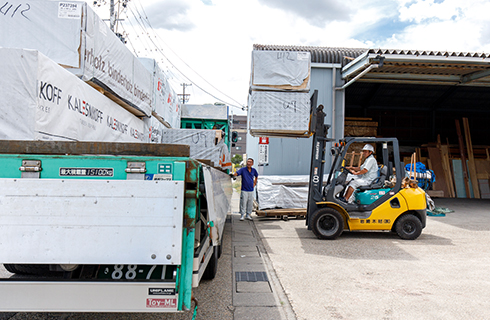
[91,0,490,114]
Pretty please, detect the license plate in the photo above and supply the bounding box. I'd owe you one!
[97,265,177,280]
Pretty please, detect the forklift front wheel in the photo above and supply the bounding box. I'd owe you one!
[312,208,344,240]
[395,214,423,240]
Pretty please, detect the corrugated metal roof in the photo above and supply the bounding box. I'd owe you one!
[366,48,490,59]
[341,48,490,86]
[253,44,367,64]
[253,45,490,86]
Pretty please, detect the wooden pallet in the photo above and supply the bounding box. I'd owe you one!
[255,208,307,220]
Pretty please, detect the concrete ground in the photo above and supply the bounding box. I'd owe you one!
[253,198,490,320]
[3,195,488,320]
[0,189,294,320]
[0,216,234,320]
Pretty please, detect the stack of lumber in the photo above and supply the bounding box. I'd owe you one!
[423,118,490,199]
[344,117,378,137]
[249,50,312,138]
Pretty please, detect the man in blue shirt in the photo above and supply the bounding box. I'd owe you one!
[233,158,258,221]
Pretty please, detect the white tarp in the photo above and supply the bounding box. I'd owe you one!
[202,166,233,246]
[257,175,310,210]
[257,174,333,210]
[181,104,228,120]
[139,58,181,128]
[249,91,311,134]
[0,48,148,143]
[143,116,167,144]
[0,0,153,117]
[251,50,310,90]
[161,129,231,170]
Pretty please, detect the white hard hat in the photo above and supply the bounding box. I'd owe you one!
[362,144,374,152]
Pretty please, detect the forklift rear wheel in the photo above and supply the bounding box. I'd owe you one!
[312,208,344,240]
[395,214,422,240]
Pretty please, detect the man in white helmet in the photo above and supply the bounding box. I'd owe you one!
[340,144,378,203]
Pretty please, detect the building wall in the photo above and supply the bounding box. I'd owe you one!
[246,65,345,176]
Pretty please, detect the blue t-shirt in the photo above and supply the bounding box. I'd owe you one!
[237,167,258,191]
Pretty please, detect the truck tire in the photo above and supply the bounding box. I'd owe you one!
[395,214,422,240]
[3,264,20,274]
[2,264,51,275]
[202,246,219,280]
[217,239,223,259]
[312,208,344,240]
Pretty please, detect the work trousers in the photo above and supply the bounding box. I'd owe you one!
[345,174,371,189]
[239,190,254,217]
[345,174,373,203]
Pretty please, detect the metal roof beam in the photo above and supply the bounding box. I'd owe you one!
[374,54,490,65]
[341,52,371,79]
[359,73,461,83]
[460,68,490,84]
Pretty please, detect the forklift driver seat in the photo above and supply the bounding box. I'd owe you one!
[357,165,388,192]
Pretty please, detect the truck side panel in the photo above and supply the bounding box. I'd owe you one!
[0,179,184,265]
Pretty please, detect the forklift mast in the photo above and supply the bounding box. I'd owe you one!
[306,93,331,229]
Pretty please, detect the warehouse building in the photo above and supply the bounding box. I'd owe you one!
[247,45,490,198]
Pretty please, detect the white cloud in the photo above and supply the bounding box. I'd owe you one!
[398,0,464,23]
[89,0,490,113]
[379,0,490,52]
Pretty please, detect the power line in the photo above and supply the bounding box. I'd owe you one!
[95,1,246,109]
[133,1,245,108]
[126,1,245,109]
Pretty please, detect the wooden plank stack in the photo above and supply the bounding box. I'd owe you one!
[423,118,490,199]
[344,117,378,137]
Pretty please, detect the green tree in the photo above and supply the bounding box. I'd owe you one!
[231,154,243,166]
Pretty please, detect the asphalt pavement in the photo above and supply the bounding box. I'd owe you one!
[0,190,294,320]
[5,192,486,320]
[253,198,490,320]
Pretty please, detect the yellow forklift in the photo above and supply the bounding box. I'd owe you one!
[306,97,427,240]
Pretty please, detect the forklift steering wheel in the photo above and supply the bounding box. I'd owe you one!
[335,166,349,186]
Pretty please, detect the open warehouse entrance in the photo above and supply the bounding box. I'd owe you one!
[342,49,490,198]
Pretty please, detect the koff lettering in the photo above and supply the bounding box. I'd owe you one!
[39,82,62,105]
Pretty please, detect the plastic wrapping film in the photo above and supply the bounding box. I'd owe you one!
[0,48,149,143]
[138,58,181,128]
[257,175,332,210]
[202,166,233,246]
[257,175,310,210]
[143,116,167,144]
[251,50,310,91]
[161,129,231,170]
[249,91,311,135]
[181,104,228,120]
[0,0,153,117]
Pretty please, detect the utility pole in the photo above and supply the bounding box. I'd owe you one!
[109,0,115,31]
[95,0,127,42]
[179,83,192,104]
